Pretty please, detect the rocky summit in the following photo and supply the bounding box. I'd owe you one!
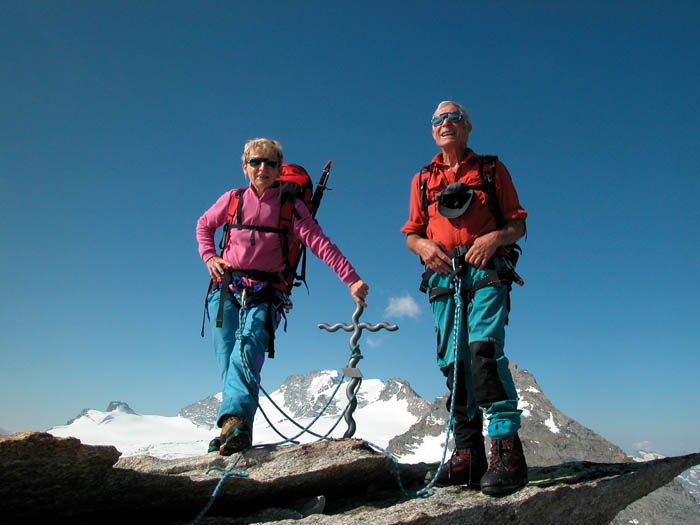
[1,432,699,524]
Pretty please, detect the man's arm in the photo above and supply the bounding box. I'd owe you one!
[464,219,525,270]
[406,234,452,275]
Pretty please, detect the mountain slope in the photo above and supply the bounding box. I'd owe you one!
[388,363,629,466]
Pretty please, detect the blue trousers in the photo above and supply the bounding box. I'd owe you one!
[207,289,279,428]
[428,256,521,443]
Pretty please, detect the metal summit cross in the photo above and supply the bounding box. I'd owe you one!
[318,303,398,438]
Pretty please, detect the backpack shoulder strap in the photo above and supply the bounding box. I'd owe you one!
[219,189,245,252]
[478,155,506,228]
[277,194,297,263]
[419,163,436,214]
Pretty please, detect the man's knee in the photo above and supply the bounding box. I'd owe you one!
[469,340,507,405]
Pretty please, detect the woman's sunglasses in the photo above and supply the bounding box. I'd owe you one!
[247,157,280,168]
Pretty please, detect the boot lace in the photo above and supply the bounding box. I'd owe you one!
[488,438,517,473]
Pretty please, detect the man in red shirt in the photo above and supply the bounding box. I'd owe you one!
[401,100,528,496]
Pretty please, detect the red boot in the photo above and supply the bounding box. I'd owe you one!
[480,434,528,496]
[428,446,487,488]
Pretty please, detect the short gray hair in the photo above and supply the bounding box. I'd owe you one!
[241,138,283,164]
[434,100,471,125]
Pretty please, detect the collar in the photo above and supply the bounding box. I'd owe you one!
[431,148,479,168]
[245,183,281,201]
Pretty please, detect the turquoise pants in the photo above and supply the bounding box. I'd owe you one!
[428,257,521,441]
[207,289,279,427]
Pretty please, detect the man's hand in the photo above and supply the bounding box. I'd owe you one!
[350,279,369,308]
[406,235,452,274]
[465,232,500,270]
[205,256,229,280]
[466,219,525,270]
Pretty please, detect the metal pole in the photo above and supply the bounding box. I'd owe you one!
[318,303,398,437]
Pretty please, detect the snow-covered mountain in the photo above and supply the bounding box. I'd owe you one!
[50,403,213,458]
[50,370,428,459]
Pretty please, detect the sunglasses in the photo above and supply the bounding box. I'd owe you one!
[431,111,464,127]
[247,157,280,168]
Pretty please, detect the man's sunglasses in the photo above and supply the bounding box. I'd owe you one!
[247,157,280,168]
[431,112,464,127]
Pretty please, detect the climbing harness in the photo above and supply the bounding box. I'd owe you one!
[208,269,290,358]
[420,244,523,318]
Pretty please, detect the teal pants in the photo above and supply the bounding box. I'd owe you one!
[429,257,521,442]
[207,289,279,428]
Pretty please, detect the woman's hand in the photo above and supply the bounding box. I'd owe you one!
[205,256,229,280]
[350,279,369,308]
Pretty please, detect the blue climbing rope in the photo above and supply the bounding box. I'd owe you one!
[359,274,464,499]
[237,319,361,445]
[192,454,248,524]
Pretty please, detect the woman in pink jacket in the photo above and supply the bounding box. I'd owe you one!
[196,138,368,455]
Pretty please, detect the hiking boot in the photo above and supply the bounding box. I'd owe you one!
[480,434,528,496]
[207,436,221,453]
[426,446,487,488]
[218,415,252,456]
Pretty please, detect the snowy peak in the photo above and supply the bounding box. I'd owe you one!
[271,370,344,418]
[51,404,211,458]
[175,371,431,431]
[256,371,426,447]
[177,394,221,428]
[105,401,137,415]
[66,401,137,425]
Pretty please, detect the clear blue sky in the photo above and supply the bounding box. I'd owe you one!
[1,1,698,456]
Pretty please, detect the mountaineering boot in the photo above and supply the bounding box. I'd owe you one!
[480,434,528,496]
[428,446,488,487]
[207,436,221,453]
[218,415,252,456]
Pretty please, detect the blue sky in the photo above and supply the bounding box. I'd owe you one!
[1,1,698,456]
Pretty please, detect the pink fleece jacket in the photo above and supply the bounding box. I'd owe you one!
[196,185,360,287]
